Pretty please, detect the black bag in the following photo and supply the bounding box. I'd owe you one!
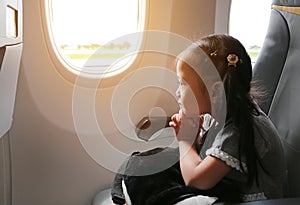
[111,147,240,205]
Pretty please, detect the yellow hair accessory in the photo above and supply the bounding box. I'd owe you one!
[227,53,239,68]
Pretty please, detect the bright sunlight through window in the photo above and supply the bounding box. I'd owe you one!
[47,0,145,77]
[229,0,272,64]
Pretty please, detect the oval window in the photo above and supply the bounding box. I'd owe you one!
[46,0,146,78]
[229,0,272,64]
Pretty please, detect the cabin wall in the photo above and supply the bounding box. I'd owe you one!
[9,0,217,205]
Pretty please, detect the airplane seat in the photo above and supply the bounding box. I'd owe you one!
[252,0,300,199]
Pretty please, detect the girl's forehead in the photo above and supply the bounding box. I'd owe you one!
[176,60,194,74]
[176,60,200,83]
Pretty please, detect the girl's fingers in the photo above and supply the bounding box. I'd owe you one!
[169,121,176,128]
[170,113,201,128]
[169,114,180,135]
[170,112,206,141]
[170,114,179,124]
[172,113,179,121]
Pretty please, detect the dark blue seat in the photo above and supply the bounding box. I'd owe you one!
[253,0,300,199]
[221,0,300,204]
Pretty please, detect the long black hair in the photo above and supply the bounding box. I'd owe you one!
[197,34,260,187]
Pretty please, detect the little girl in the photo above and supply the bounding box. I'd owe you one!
[111,34,286,205]
[169,34,286,202]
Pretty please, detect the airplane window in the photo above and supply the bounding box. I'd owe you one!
[46,0,145,78]
[229,0,272,64]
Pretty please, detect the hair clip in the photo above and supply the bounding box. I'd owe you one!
[227,53,239,68]
[210,51,217,57]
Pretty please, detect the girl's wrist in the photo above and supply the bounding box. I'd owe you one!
[178,140,198,159]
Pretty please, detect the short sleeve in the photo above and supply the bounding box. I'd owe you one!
[206,123,247,173]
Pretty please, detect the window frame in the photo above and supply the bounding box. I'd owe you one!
[42,0,148,79]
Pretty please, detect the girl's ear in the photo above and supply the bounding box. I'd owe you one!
[211,81,223,104]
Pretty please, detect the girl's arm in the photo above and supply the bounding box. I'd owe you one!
[170,113,231,190]
[178,140,231,189]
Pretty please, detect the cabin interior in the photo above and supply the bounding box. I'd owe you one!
[1,0,300,205]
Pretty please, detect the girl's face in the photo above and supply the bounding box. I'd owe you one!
[176,60,211,116]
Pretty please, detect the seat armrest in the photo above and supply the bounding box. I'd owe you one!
[135,116,171,141]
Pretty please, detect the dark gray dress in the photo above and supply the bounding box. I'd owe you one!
[204,108,286,202]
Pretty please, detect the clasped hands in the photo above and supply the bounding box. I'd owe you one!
[169,111,216,144]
